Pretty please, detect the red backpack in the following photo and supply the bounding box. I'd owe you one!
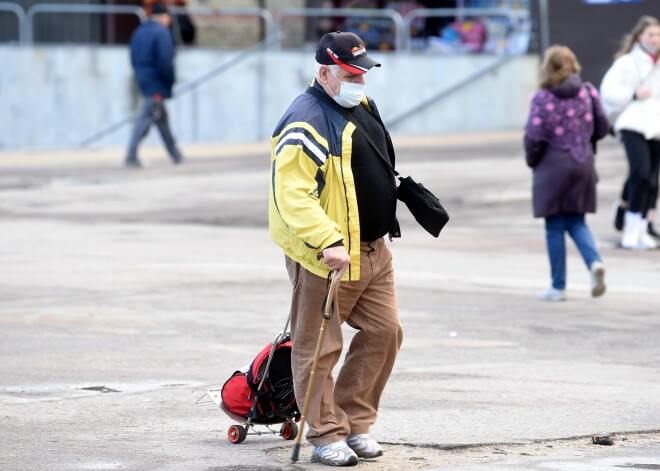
[221,337,300,422]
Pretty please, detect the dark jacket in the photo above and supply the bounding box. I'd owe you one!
[524,75,610,218]
[130,20,176,98]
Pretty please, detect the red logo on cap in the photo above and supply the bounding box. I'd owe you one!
[351,46,365,57]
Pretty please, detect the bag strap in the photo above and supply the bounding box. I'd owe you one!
[306,86,400,179]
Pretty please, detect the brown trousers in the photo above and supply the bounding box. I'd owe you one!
[285,238,403,446]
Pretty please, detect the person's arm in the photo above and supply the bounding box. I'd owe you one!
[523,93,546,168]
[154,28,175,88]
[600,57,635,110]
[524,135,545,168]
[592,94,612,140]
[271,120,345,258]
[129,33,138,70]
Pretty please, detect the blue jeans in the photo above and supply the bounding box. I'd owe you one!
[125,97,182,163]
[545,213,601,290]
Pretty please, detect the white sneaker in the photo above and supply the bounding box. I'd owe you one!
[311,440,358,466]
[539,288,566,301]
[637,218,658,249]
[621,211,641,249]
[347,433,383,458]
[590,261,606,298]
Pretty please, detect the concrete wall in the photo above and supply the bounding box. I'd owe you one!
[0,45,539,149]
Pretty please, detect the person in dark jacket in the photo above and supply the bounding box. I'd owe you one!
[524,45,610,302]
[125,1,183,167]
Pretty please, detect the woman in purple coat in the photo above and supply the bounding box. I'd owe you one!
[524,46,611,301]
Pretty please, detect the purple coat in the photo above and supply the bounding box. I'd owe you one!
[524,74,610,218]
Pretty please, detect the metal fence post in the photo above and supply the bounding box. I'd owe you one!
[0,2,28,44]
[537,0,549,53]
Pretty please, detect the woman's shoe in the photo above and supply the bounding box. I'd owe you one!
[621,212,642,249]
[638,218,658,249]
[590,261,606,297]
[648,223,660,241]
[539,288,566,301]
[638,230,658,249]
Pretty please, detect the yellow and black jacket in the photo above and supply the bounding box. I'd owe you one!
[269,80,396,281]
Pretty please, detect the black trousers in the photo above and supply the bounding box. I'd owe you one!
[620,130,660,215]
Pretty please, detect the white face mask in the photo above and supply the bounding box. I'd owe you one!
[329,69,365,108]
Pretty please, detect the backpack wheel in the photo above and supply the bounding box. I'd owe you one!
[280,422,298,440]
[227,424,247,444]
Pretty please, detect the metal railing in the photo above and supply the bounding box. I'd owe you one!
[79,32,281,147]
[403,7,527,50]
[0,2,28,43]
[26,4,147,43]
[274,8,406,51]
[169,6,274,42]
[4,3,529,51]
[405,6,526,26]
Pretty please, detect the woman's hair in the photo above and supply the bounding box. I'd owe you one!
[615,15,660,58]
[540,45,581,89]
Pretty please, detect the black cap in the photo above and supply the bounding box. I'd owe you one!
[151,2,169,15]
[315,31,381,74]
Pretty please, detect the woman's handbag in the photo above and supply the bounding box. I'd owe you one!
[306,87,450,237]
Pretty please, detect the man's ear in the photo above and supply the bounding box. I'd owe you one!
[318,65,329,84]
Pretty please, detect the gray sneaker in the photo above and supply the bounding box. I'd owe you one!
[590,261,606,298]
[347,433,383,458]
[311,440,358,466]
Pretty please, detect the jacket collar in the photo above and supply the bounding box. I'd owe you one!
[632,42,658,64]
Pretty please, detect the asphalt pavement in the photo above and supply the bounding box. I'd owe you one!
[0,131,659,471]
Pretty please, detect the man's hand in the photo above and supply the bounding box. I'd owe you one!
[321,245,350,280]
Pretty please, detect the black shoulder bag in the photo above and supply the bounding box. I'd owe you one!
[306,86,450,238]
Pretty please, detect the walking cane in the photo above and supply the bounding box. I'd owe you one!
[291,271,341,463]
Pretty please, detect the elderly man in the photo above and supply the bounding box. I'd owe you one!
[125,1,184,167]
[268,32,404,466]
